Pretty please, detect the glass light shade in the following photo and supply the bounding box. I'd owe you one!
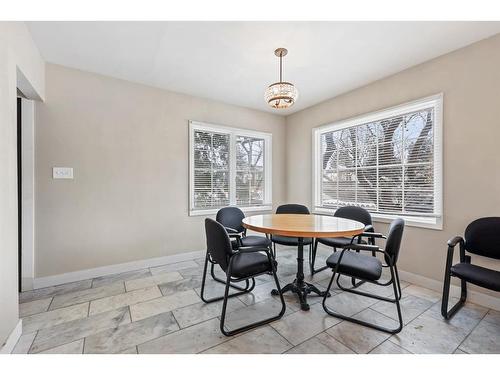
[264,82,299,109]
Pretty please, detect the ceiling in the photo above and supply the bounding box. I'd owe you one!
[27,21,500,115]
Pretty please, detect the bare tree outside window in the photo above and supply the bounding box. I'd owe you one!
[236,136,265,206]
[193,130,230,209]
[190,123,271,214]
[320,108,434,215]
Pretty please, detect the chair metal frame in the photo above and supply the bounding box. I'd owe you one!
[310,206,375,277]
[200,245,286,336]
[203,256,256,294]
[332,232,403,300]
[310,230,375,276]
[441,236,472,319]
[217,206,273,255]
[322,231,404,334]
[441,217,500,320]
[228,227,272,255]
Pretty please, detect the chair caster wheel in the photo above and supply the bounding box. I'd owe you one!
[271,289,279,296]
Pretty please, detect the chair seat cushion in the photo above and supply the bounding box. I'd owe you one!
[451,263,500,292]
[318,236,366,248]
[326,251,382,281]
[240,235,271,248]
[231,252,272,278]
[271,235,313,246]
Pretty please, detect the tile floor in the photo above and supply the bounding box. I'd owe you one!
[13,246,500,354]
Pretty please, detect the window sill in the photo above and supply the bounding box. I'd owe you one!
[189,205,273,217]
[312,207,443,230]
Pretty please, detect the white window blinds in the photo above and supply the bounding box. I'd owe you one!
[192,130,230,210]
[190,121,272,215]
[313,94,443,228]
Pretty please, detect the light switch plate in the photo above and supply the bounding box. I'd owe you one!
[53,167,73,179]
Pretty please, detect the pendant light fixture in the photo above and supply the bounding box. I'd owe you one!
[264,48,299,109]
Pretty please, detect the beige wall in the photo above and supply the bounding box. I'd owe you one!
[0,22,44,346]
[34,64,286,277]
[29,31,500,304]
[285,33,500,296]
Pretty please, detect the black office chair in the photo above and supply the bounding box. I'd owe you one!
[270,204,313,264]
[311,206,375,275]
[216,206,272,250]
[442,217,500,319]
[322,218,405,333]
[200,218,286,336]
[212,206,273,291]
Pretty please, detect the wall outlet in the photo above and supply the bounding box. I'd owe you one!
[52,167,73,179]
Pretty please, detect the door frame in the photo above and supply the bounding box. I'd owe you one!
[19,98,35,291]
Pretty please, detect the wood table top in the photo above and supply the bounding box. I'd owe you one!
[242,214,365,238]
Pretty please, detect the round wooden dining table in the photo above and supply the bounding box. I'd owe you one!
[242,213,365,311]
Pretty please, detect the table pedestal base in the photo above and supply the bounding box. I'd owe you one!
[271,237,330,311]
[272,279,330,311]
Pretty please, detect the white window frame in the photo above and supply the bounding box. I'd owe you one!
[189,120,273,216]
[312,93,443,230]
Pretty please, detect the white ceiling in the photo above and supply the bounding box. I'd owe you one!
[27,21,500,115]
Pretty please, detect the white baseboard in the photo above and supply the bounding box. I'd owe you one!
[33,250,204,289]
[398,269,500,311]
[0,320,22,354]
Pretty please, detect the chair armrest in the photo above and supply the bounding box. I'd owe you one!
[447,236,464,248]
[332,244,394,273]
[232,246,275,266]
[225,227,243,238]
[341,243,396,266]
[364,224,374,232]
[236,246,271,254]
[343,243,381,253]
[446,236,466,265]
[228,246,276,275]
[357,232,386,239]
[353,225,378,244]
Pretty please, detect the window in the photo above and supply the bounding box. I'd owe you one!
[189,121,272,215]
[312,94,443,229]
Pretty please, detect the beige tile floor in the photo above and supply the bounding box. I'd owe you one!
[13,246,500,354]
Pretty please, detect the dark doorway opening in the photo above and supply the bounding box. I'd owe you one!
[17,97,22,292]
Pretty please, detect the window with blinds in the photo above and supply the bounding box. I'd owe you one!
[236,136,265,207]
[312,94,443,228]
[190,121,272,215]
[192,130,230,209]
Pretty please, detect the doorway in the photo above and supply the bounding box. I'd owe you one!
[16,71,37,292]
[17,97,22,292]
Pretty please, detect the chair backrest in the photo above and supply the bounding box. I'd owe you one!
[334,206,373,227]
[384,218,405,265]
[205,218,233,271]
[464,217,500,259]
[276,204,310,215]
[216,206,245,233]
